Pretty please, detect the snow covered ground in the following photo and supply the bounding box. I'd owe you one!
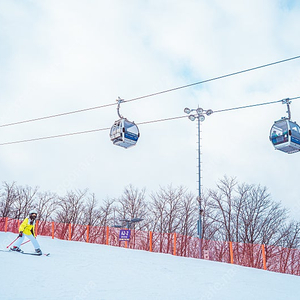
[0,232,299,300]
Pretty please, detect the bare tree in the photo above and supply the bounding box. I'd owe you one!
[55,190,87,224]
[115,185,148,230]
[178,191,197,237]
[199,192,220,240]
[205,176,291,246]
[12,185,39,219]
[98,198,115,227]
[274,221,300,249]
[208,176,238,242]
[35,191,58,221]
[238,185,288,245]
[0,182,18,218]
[83,193,99,226]
[149,185,186,234]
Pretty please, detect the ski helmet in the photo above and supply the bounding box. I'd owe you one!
[29,210,38,216]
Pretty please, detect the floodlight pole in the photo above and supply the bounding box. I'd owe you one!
[197,116,202,258]
[184,107,213,259]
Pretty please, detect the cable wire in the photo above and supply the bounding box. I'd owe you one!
[1,95,300,146]
[213,96,300,113]
[125,55,300,104]
[0,55,299,129]
[137,115,187,125]
[0,116,187,146]
[0,127,110,146]
[0,103,115,129]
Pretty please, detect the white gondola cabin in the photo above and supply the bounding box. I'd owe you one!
[270,118,300,154]
[110,118,140,149]
[110,97,140,149]
[269,99,300,154]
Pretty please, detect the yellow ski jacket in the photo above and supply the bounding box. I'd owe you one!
[19,218,36,236]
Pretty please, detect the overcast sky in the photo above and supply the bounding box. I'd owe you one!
[0,0,300,219]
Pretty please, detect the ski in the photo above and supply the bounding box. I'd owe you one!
[21,252,50,256]
[0,249,50,256]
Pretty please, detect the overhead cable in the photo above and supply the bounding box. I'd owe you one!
[0,116,186,146]
[1,96,299,146]
[125,56,300,104]
[0,127,110,146]
[214,96,300,114]
[0,55,299,129]
[0,103,115,129]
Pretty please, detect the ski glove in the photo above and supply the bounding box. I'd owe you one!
[31,228,35,237]
[19,232,23,237]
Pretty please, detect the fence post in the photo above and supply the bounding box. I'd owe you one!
[5,217,8,232]
[69,223,72,241]
[261,244,267,270]
[52,222,54,239]
[173,233,177,256]
[229,241,234,264]
[106,226,109,245]
[149,231,153,252]
[86,225,89,243]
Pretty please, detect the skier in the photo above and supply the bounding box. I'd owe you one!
[10,210,42,254]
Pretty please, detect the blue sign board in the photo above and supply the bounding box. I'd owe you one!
[119,229,131,241]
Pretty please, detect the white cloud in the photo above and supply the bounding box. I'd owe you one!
[0,0,299,218]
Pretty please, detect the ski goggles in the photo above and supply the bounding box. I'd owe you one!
[30,214,37,218]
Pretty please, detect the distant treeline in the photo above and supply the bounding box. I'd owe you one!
[0,176,299,248]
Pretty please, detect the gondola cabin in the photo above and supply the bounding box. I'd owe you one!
[110,118,140,149]
[269,118,300,154]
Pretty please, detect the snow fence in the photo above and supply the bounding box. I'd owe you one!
[1,217,299,276]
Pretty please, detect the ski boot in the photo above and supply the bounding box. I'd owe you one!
[10,246,22,252]
[35,248,42,255]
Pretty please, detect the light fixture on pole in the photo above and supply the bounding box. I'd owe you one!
[184,106,213,258]
[118,218,144,229]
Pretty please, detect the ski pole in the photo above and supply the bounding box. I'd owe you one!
[21,240,30,246]
[6,236,19,249]
[21,234,37,246]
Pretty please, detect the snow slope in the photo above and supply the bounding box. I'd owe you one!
[0,232,299,300]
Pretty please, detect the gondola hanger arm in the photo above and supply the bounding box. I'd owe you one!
[282,98,292,120]
[116,97,124,119]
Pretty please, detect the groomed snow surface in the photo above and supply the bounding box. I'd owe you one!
[1,232,299,300]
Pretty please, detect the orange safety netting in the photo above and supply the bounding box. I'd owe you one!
[1,217,299,276]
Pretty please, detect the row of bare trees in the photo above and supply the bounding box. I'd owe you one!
[201,176,300,249]
[0,177,299,248]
